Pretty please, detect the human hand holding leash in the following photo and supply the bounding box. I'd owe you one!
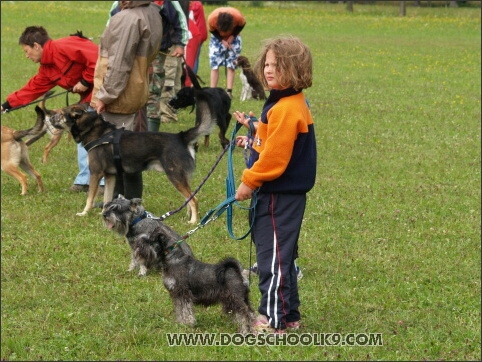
[71,81,88,94]
[94,99,106,114]
[170,45,184,58]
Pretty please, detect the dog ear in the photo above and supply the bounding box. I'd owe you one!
[67,106,85,120]
[130,198,143,209]
[117,194,125,199]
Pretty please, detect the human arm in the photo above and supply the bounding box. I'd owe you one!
[166,1,188,57]
[240,104,301,191]
[94,13,140,105]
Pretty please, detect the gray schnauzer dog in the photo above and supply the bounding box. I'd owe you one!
[143,226,254,333]
[102,195,193,276]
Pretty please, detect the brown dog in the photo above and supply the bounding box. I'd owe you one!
[235,55,266,102]
[50,103,216,223]
[16,91,66,164]
[1,125,45,195]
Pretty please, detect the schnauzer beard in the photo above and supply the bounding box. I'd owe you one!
[102,197,141,236]
[103,211,130,236]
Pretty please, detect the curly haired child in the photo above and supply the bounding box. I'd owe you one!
[233,35,316,333]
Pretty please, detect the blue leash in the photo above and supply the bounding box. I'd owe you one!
[199,118,257,240]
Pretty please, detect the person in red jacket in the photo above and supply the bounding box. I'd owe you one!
[184,1,207,87]
[1,26,100,193]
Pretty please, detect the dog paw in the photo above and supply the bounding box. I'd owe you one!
[76,211,87,216]
[138,267,147,276]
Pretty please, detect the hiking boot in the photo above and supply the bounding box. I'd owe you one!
[68,184,89,193]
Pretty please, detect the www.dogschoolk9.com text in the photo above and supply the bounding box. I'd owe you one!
[166,332,383,347]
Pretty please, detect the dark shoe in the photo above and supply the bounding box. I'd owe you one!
[68,184,89,193]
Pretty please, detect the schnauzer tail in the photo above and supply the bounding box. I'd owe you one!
[215,257,244,285]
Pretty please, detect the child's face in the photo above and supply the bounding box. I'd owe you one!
[264,50,281,90]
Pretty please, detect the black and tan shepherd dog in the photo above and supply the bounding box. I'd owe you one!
[169,65,232,149]
[50,103,215,223]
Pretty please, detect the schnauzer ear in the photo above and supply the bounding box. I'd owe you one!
[117,194,126,199]
[130,198,143,208]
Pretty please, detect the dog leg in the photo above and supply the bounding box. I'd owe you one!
[203,135,210,148]
[3,163,29,196]
[170,182,198,224]
[173,298,196,327]
[19,145,45,193]
[42,133,62,163]
[78,173,103,216]
[103,174,116,206]
[138,264,147,276]
[128,253,138,272]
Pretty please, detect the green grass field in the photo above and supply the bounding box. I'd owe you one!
[1,1,480,360]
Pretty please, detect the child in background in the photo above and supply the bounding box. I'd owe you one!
[207,6,245,98]
[233,36,316,334]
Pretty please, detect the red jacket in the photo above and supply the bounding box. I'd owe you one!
[4,35,98,109]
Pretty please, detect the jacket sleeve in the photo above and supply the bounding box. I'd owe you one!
[172,1,188,45]
[5,69,54,109]
[165,1,188,46]
[95,13,140,104]
[241,104,300,190]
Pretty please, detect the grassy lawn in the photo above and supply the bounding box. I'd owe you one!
[1,1,480,360]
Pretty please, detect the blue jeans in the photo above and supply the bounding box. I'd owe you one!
[73,106,104,186]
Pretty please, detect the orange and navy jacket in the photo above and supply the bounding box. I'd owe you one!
[3,35,98,110]
[241,88,317,194]
[208,7,246,41]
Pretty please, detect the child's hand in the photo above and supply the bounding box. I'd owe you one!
[235,182,254,201]
[233,111,258,132]
[235,135,250,148]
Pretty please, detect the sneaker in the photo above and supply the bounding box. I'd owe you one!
[286,321,301,330]
[252,315,286,334]
[68,184,89,193]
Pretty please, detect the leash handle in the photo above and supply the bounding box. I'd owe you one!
[223,121,257,240]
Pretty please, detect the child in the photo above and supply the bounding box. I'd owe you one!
[233,36,316,333]
[207,6,246,98]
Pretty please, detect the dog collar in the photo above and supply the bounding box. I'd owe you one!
[164,239,184,255]
[130,211,158,227]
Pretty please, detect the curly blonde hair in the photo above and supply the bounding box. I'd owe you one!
[254,35,312,91]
